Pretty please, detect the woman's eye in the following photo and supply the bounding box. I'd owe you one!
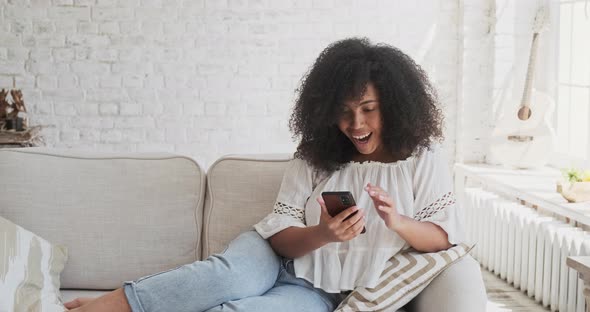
[363,108,375,112]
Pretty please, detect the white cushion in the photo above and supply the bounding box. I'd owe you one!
[335,243,475,312]
[0,215,68,312]
[408,255,487,312]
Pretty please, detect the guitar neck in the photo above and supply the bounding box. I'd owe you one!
[520,33,539,109]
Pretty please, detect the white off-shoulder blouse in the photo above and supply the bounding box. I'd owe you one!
[253,144,464,293]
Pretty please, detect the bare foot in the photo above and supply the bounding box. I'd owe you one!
[64,289,131,312]
[64,297,94,310]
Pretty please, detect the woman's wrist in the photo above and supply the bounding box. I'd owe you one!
[310,225,332,246]
[388,213,409,233]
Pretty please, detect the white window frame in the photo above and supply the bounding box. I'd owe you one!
[548,0,590,170]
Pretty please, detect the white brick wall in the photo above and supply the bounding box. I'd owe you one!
[1,0,462,168]
[456,0,495,163]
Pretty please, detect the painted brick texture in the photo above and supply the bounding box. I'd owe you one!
[1,0,460,168]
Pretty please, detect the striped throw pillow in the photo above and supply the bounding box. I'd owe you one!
[335,243,474,312]
[0,215,68,312]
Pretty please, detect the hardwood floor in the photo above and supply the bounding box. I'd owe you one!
[483,268,548,311]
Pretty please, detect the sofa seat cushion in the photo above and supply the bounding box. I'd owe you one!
[59,289,406,310]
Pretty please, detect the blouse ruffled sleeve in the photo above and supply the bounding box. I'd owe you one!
[253,158,313,239]
[412,144,465,245]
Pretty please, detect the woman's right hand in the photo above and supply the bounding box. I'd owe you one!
[315,197,365,243]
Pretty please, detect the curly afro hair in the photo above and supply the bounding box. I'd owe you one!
[289,37,444,173]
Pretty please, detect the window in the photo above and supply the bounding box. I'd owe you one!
[555,0,590,168]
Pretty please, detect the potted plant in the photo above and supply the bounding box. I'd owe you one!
[557,168,590,203]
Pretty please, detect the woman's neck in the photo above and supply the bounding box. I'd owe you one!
[351,149,411,164]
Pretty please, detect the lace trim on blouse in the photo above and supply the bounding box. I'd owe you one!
[273,202,305,223]
[414,191,456,221]
[346,156,415,169]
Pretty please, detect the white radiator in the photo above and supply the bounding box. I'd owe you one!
[463,188,590,312]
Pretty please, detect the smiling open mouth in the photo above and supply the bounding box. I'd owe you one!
[352,132,372,144]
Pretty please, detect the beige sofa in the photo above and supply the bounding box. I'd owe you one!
[0,148,486,311]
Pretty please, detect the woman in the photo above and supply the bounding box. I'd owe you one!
[65,37,486,312]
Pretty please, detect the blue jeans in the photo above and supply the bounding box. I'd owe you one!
[123,230,347,312]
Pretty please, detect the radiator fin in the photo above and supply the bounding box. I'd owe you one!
[464,188,590,312]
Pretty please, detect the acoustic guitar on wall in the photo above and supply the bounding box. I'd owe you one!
[489,6,556,169]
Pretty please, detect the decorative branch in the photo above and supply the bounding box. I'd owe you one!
[8,89,26,119]
[0,89,29,131]
[0,89,9,120]
[10,89,26,112]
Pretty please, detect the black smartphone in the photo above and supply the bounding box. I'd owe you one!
[321,191,366,234]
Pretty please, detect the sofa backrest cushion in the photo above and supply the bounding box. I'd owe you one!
[0,148,205,290]
[203,154,291,258]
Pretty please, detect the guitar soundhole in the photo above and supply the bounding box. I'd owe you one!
[517,107,532,120]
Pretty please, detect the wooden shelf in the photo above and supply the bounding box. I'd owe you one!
[0,126,43,146]
[567,256,590,312]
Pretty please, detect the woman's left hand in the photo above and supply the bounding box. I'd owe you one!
[365,183,402,231]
